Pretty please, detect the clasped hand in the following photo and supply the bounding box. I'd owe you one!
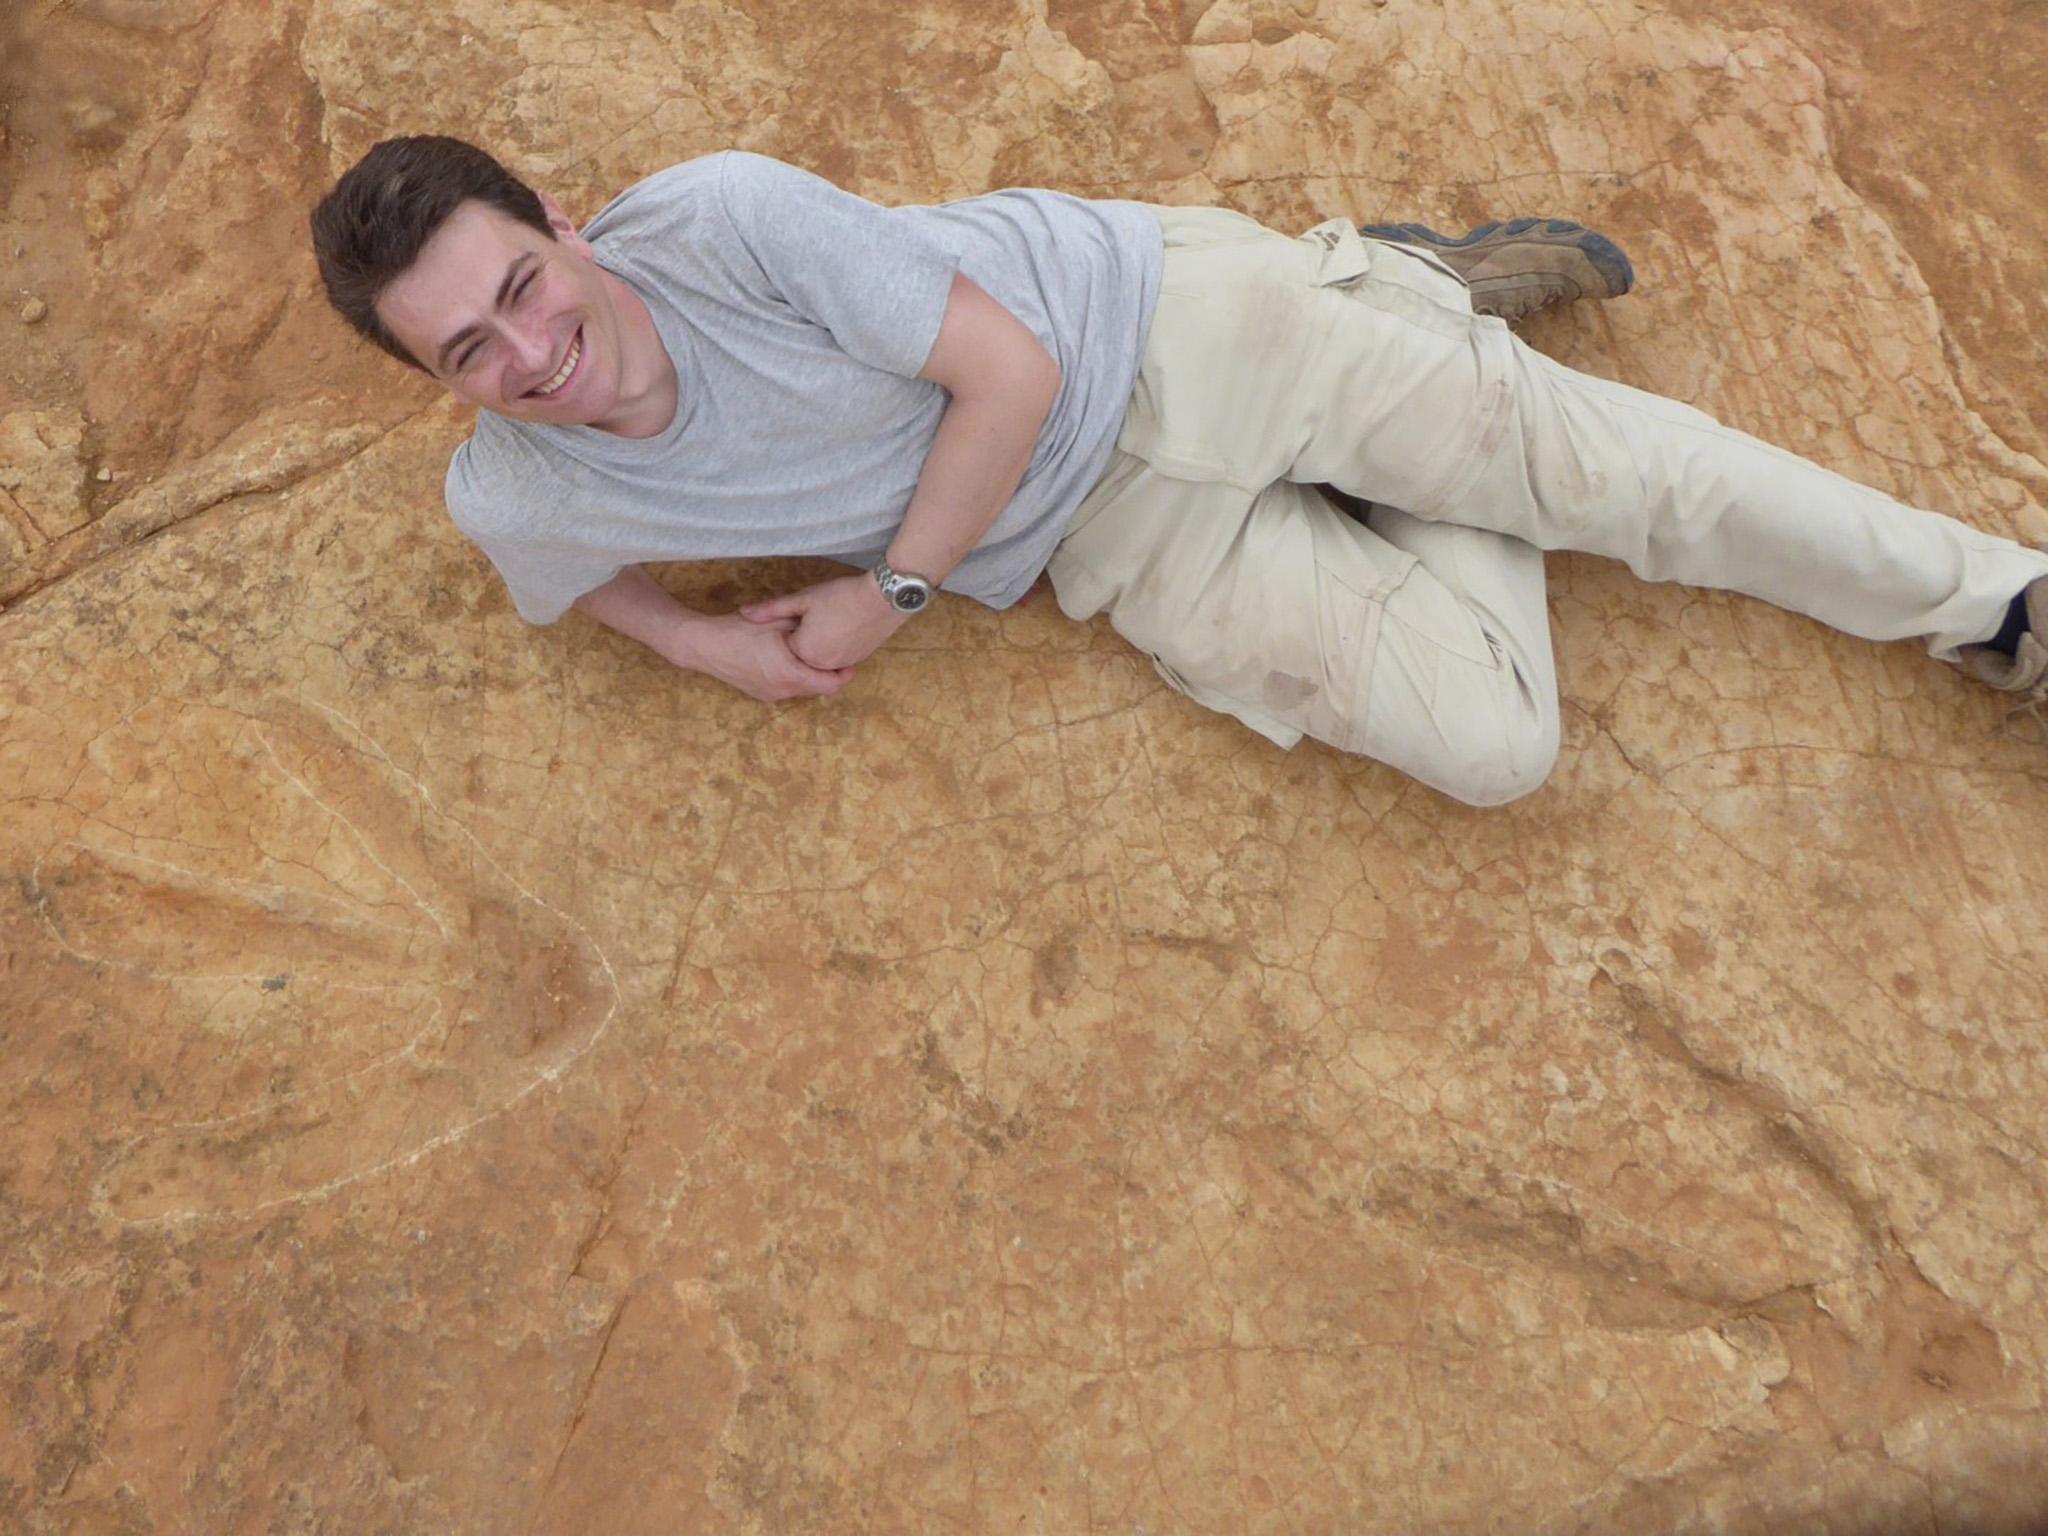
[675,572,908,703]
[743,570,910,669]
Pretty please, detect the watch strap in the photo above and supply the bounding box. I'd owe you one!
[873,559,934,613]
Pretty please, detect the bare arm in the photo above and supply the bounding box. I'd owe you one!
[571,566,699,657]
[572,566,852,701]
[890,270,1062,581]
[740,272,1062,668]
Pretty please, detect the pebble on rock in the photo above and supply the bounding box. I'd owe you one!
[21,297,48,324]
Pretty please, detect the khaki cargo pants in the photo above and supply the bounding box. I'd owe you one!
[1046,206,2048,804]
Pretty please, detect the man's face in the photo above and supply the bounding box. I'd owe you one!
[375,195,632,428]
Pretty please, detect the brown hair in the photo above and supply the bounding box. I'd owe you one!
[309,136,554,371]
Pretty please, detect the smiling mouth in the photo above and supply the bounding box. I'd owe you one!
[527,328,583,399]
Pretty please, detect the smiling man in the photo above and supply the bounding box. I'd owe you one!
[313,138,1111,705]
[311,136,2048,805]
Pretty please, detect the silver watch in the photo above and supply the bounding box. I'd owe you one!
[873,560,934,614]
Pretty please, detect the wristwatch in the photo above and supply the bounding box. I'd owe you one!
[873,559,934,614]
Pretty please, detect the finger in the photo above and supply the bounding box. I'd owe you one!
[741,593,808,622]
[779,632,835,675]
[788,658,854,692]
[776,643,854,694]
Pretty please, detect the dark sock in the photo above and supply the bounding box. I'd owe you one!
[1982,590,2032,656]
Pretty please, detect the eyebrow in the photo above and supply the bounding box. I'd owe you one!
[434,252,539,373]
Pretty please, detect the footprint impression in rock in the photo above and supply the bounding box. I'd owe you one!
[28,697,618,1224]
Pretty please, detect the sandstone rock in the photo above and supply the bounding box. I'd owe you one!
[0,408,91,539]
[3,0,2048,1532]
[0,491,33,592]
[20,295,47,324]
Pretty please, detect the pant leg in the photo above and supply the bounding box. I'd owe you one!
[1362,501,1559,798]
[1152,214,2048,659]
[1048,456,1560,805]
[1049,206,1562,802]
[1055,202,2048,798]
[1458,346,2048,657]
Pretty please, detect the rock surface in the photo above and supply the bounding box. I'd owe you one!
[4,0,2048,1531]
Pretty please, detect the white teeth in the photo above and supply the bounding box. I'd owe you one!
[531,333,581,397]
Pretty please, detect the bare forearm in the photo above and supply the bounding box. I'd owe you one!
[888,383,1055,580]
[573,566,852,700]
[571,565,706,665]
[885,271,1064,587]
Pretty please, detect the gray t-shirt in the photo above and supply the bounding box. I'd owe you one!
[446,151,1163,624]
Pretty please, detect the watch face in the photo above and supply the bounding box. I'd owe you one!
[892,583,931,613]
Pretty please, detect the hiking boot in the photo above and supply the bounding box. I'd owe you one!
[1960,574,2048,744]
[1359,217,1636,324]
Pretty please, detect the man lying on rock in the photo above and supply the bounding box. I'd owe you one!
[310,137,2048,806]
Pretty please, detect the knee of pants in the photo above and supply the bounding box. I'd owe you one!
[1380,688,1559,808]
[1447,709,1560,807]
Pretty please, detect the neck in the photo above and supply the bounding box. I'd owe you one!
[588,268,678,439]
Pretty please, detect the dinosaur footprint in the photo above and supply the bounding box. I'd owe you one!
[29,696,618,1224]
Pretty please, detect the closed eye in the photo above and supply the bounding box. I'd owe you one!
[445,255,540,374]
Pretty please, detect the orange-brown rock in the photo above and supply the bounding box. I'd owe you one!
[4,0,2047,1531]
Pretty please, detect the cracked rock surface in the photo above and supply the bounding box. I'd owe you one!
[4,0,2048,1530]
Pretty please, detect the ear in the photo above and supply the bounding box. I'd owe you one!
[535,191,591,255]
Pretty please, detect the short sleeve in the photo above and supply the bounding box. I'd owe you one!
[715,152,961,378]
[445,444,622,626]
[472,539,622,626]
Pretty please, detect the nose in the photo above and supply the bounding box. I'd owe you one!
[506,318,553,375]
